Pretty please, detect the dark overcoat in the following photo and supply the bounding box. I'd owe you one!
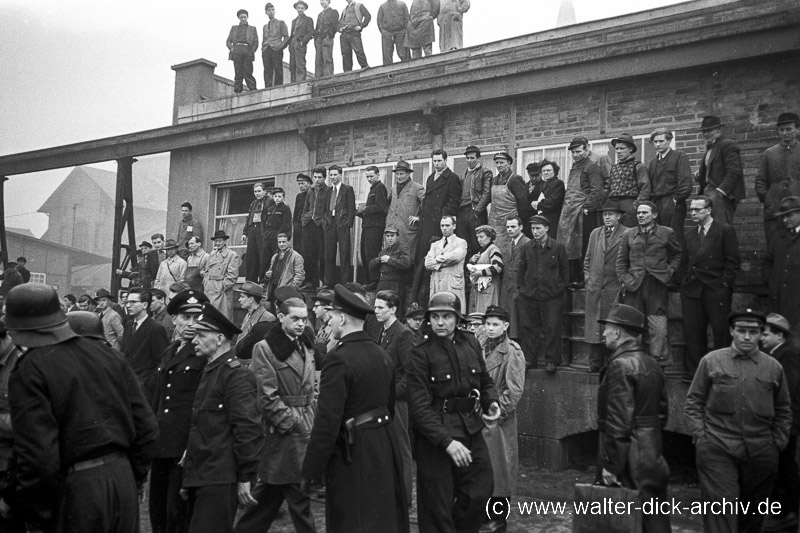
[415,168,462,260]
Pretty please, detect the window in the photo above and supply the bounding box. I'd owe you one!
[212,177,277,258]
[30,273,46,284]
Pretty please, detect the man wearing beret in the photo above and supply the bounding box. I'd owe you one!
[288,1,314,82]
[616,201,681,367]
[6,284,158,533]
[302,285,409,532]
[456,146,493,257]
[696,116,745,225]
[685,309,792,533]
[226,9,259,94]
[763,196,800,342]
[149,290,209,533]
[755,112,800,245]
[182,303,263,533]
[648,127,692,242]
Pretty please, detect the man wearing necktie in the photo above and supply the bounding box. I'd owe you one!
[678,196,740,381]
[648,127,692,243]
[322,165,356,287]
[695,116,745,225]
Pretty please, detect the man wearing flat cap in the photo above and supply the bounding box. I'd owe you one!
[648,127,692,242]
[235,281,275,348]
[5,284,158,533]
[756,112,800,245]
[182,303,263,533]
[149,289,209,533]
[761,312,800,529]
[302,284,409,532]
[155,239,188,292]
[357,166,389,289]
[457,146,493,258]
[414,150,462,261]
[226,9,259,94]
[203,230,240,320]
[685,309,792,533]
[696,116,745,225]
[369,225,411,313]
[608,133,651,228]
[490,151,530,257]
[763,196,800,341]
[288,1,314,82]
[386,160,424,264]
[596,303,671,533]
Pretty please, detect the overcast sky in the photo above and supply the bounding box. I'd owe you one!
[1,0,686,236]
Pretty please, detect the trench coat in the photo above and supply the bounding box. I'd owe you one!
[405,0,439,48]
[424,234,467,313]
[481,336,525,496]
[583,224,628,344]
[437,0,469,52]
[498,234,530,338]
[203,246,240,320]
[387,180,424,264]
[251,325,317,484]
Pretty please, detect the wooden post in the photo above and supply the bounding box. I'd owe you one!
[111,158,137,296]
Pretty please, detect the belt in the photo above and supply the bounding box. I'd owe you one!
[633,415,661,428]
[348,406,391,428]
[435,390,480,414]
[68,451,125,473]
[283,394,314,407]
[234,42,250,46]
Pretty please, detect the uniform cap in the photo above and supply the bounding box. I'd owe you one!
[727,308,765,327]
[193,303,242,339]
[483,305,510,322]
[166,289,209,315]
[325,284,374,320]
[493,152,513,164]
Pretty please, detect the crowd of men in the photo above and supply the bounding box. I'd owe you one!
[225,0,472,93]
[0,110,798,532]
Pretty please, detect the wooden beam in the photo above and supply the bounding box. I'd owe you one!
[111,158,137,296]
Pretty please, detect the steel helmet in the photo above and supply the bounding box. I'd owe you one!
[66,311,106,341]
[426,292,464,319]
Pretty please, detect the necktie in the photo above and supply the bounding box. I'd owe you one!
[379,328,386,345]
[443,237,448,248]
[330,186,338,216]
[699,226,705,238]
[295,340,303,354]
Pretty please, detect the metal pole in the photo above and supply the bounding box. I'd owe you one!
[111,158,137,296]
[0,176,8,271]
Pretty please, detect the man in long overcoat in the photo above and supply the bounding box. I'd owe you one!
[763,196,800,340]
[583,201,628,372]
[696,115,745,225]
[497,216,529,340]
[357,166,389,287]
[234,298,317,533]
[369,226,411,314]
[203,230,241,320]
[413,150,462,261]
[405,0,439,58]
[386,160,424,264]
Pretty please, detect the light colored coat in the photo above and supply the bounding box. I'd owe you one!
[583,224,627,344]
[498,234,530,338]
[265,248,305,293]
[481,336,525,496]
[386,179,424,264]
[155,255,187,291]
[424,234,467,313]
[203,246,240,320]
[437,0,469,52]
[251,334,317,484]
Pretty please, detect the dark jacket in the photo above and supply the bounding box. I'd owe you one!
[293,191,308,226]
[697,136,746,203]
[302,184,329,227]
[462,164,493,213]
[182,352,263,487]
[377,0,410,33]
[570,157,605,212]
[144,249,165,288]
[378,320,415,402]
[290,13,315,46]
[755,141,800,220]
[679,220,740,297]
[359,180,389,228]
[0,268,23,297]
[597,339,669,489]
[409,329,498,449]
[763,228,800,331]
[314,6,339,40]
[517,236,568,300]
[647,148,692,202]
[770,342,800,436]
[16,266,30,284]
[121,316,170,401]
[536,177,566,232]
[322,183,357,231]
[226,24,259,60]
[369,241,411,282]
[9,336,158,529]
[416,168,462,259]
[151,341,206,457]
[261,202,293,239]
[617,224,682,292]
[245,198,270,234]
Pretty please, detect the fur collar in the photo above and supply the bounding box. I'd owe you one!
[265,323,314,362]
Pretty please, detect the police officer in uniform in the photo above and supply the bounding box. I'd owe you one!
[301,284,409,533]
[5,283,158,533]
[181,303,263,533]
[409,291,501,533]
[149,290,209,533]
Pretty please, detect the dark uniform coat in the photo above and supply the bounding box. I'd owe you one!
[302,330,409,533]
[416,168,462,260]
[182,352,262,487]
[763,227,800,338]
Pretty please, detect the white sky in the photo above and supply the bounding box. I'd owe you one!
[1,0,686,236]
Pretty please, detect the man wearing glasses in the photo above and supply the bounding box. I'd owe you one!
[121,288,170,400]
[678,195,740,381]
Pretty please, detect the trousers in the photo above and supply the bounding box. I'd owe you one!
[681,285,732,377]
[622,274,670,363]
[381,31,408,64]
[324,219,352,286]
[516,294,564,368]
[314,37,334,77]
[186,484,238,533]
[231,55,256,92]
[289,40,308,82]
[244,224,263,282]
[262,48,284,87]
[149,457,187,533]
[340,31,368,71]
[303,223,325,287]
[233,481,316,533]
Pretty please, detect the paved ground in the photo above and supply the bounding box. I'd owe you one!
[139,464,706,532]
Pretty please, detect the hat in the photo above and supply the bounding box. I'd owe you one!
[314,289,335,305]
[699,116,724,131]
[525,162,541,174]
[774,196,800,217]
[296,173,312,183]
[483,305,510,322]
[272,187,285,195]
[275,286,303,306]
[528,214,550,227]
[464,145,481,157]
[163,239,180,250]
[149,288,167,300]
[235,281,265,298]
[211,229,230,241]
[325,284,374,320]
[777,112,800,127]
[384,225,400,235]
[568,136,589,150]
[66,311,105,341]
[600,199,626,213]
[728,308,765,327]
[467,312,485,323]
[611,133,637,153]
[392,160,414,173]
[140,241,152,249]
[766,313,792,336]
[405,303,426,320]
[237,9,249,17]
[193,302,242,339]
[493,152,513,164]
[293,0,308,8]
[598,303,647,334]
[3,284,76,347]
[426,292,464,320]
[166,289,209,315]
[95,288,114,300]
